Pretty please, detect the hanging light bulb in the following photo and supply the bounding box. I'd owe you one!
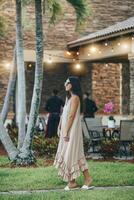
[88,53,91,56]
[73,58,76,62]
[75,63,81,70]
[5,62,11,69]
[111,48,114,52]
[132,37,134,41]
[117,42,121,46]
[47,56,52,64]
[104,42,108,46]
[66,51,71,56]
[28,63,32,68]
[76,52,79,55]
[122,43,129,50]
[99,50,102,54]
[90,46,97,53]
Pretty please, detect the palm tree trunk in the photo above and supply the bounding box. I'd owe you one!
[1,48,17,123]
[19,0,43,163]
[0,115,19,160]
[12,76,17,124]
[16,0,26,150]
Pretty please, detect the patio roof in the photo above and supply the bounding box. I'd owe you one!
[68,17,134,48]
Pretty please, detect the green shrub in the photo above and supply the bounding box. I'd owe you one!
[130,142,134,157]
[33,135,59,158]
[83,137,90,156]
[6,122,18,146]
[100,139,119,159]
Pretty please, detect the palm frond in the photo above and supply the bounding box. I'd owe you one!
[0,0,5,5]
[43,0,62,24]
[66,0,90,30]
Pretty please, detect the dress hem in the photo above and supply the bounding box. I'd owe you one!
[53,154,88,182]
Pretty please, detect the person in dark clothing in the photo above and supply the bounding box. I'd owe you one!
[83,92,98,118]
[45,89,64,138]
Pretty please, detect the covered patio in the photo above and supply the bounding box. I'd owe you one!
[67,17,134,116]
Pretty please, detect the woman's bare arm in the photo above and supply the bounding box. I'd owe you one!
[64,95,79,139]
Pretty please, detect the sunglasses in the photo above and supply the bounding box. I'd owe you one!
[64,81,71,86]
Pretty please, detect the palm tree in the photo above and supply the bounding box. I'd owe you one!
[18,0,89,164]
[1,48,17,123]
[0,115,19,160]
[0,0,19,162]
[15,0,26,150]
[18,0,44,164]
[0,0,89,164]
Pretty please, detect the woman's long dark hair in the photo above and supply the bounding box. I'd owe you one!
[66,76,83,113]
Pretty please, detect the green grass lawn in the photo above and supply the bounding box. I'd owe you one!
[0,189,134,200]
[0,156,134,192]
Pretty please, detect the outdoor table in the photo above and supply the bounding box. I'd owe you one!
[103,126,120,139]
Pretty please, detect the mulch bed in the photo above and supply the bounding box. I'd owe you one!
[0,144,134,167]
[0,144,7,156]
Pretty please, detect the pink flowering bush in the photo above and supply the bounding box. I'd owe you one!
[104,102,115,121]
[104,102,114,113]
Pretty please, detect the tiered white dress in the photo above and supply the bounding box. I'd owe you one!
[54,98,88,182]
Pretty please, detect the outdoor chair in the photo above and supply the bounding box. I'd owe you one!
[119,120,134,158]
[82,117,104,153]
[36,116,47,133]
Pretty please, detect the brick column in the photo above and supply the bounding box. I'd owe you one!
[128,54,134,114]
[121,62,130,114]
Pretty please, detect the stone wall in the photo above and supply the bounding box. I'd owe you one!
[0,65,10,110]
[0,0,134,60]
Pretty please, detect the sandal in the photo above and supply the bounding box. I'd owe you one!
[64,185,79,191]
[81,185,95,190]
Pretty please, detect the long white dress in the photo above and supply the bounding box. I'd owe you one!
[54,98,88,182]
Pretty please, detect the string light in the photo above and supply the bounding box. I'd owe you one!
[5,63,11,69]
[111,48,114,52]
[43,36,133,63]
[90,46,97,53]
[122,43,129,50]
[28,63,32,68]
[75,63,81,70]
[104,42,108,46]
[47,56,52,64]
[105,64,108,67]
[66,51,71,56]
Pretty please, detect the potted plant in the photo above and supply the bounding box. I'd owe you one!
[104,102,116,128]
[108,116,116,128]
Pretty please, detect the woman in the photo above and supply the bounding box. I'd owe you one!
[54,76,92,190]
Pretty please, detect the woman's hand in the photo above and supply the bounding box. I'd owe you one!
[57,115,62,137]
[57,125,61,137]
[63,130,69,142]
[63,136,69,142]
